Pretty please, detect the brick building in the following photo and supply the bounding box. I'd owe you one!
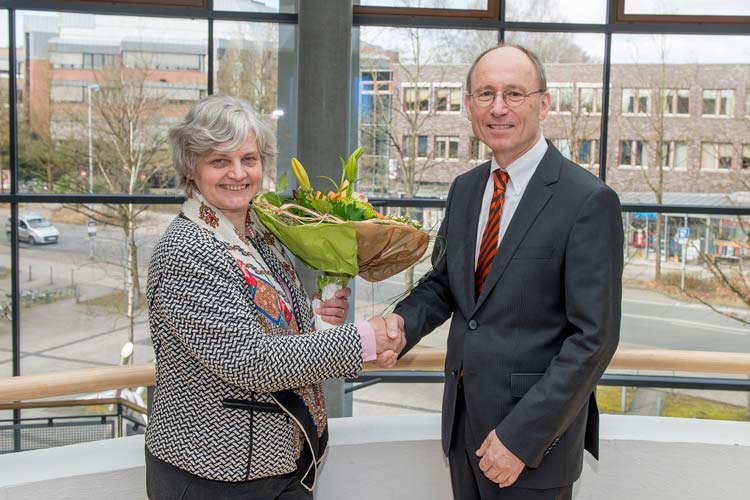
[359,57,750,200]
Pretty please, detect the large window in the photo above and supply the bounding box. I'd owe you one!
[3,6,295,385]
[548,85,573,113]
[619,140,648,168]
[434,86,461,112]
[701,143,733,170]
[662,88,690,115]
[17,11,209,195]
[403,135,428,158]
[659,141,687,170]
[403,86,430,112]
[703,89,735,117]
[579,86,603,114]
[622,88,651,115]
[435,136,459,160]
[358,26,496,199]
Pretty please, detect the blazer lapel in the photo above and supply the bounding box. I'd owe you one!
[456,162,491,314]
[473,145,562,314]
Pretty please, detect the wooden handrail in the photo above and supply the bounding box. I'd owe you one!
[1,348,749,404]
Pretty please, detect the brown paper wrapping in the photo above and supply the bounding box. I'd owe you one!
[354,220,430,282]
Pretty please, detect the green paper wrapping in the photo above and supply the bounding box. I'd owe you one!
[253,204,359,277]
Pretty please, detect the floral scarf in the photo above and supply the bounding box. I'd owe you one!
[182,193,300,335]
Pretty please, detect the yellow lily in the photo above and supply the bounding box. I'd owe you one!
[291,157,312,192]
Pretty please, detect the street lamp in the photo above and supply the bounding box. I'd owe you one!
[86,84,100,194]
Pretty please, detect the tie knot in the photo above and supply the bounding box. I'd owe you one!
[493,169,509,191]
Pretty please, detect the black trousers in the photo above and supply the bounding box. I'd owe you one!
[448,382,573,500]
[146,449,313,500]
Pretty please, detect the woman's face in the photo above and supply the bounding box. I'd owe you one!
[191,132,262,222]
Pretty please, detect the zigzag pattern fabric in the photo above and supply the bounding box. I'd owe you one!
[475,169,509,296]
[146,216,363,483]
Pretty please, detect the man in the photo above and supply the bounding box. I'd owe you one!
[386,44,623,499]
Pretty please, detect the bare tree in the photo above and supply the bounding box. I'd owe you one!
[613,38,699,281]
[62,64,172,358]
[360,28,473,290]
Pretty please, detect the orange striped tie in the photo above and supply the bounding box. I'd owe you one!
[475,169,509,296]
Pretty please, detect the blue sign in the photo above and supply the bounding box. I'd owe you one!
[677,227,689,244]
[633,212,657,220]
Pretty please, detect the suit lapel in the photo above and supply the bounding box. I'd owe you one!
[456,162,491,314]
[473,145,562,314]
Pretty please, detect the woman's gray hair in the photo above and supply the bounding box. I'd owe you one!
[169,94,276,196]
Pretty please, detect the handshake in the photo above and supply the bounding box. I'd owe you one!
[366,314,405,369]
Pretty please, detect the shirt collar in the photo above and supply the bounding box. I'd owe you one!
[490,134,548,195]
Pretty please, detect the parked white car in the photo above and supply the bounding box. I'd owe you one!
[5,213,60,245]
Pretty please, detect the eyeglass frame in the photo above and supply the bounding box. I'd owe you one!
[466,88,547,108]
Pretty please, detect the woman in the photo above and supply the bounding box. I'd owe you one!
[146,95,401,499]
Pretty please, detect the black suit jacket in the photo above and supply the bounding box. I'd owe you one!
[394,143,623,489]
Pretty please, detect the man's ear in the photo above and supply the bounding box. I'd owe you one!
[464,93,474,122]
[538,91,551,121]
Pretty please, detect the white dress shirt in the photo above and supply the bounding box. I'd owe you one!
[474,135,548,269]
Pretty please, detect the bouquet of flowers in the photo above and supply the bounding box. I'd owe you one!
[253,147,429,329]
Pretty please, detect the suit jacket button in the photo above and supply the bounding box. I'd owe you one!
[468,320,478,330]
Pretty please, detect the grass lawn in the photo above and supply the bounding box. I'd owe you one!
[596,385,635,414]
[661,392,750,421]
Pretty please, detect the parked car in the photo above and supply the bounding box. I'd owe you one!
[5,213,60,245]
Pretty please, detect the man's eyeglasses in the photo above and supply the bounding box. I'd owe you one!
[468,88,546,108]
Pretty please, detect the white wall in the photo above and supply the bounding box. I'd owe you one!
[1,415,749,500]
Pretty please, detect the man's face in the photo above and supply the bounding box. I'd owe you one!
[464,47,551,167]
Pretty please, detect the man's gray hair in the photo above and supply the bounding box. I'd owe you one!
[169,94,276,196]
[465,43,548,94]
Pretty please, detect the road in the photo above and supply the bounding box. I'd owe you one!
[0,221,162,267]
[355,272,750,353]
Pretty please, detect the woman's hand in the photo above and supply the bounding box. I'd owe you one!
[315,287,351,326]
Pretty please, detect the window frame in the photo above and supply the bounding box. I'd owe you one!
[702,89,735,117]
[619,139,648,169]
[701,142,734,171]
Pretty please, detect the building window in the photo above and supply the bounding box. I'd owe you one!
[361,70,392,125]
[470,137,491,161]
[619,140,648,168]
[578,87,602,114]
[50,84,84,103]
[548,86,573,113]
[435,87,461,112]
[743,145,750,170]
[703,89,734,117]
[404,135,428,158]
[662,89,689,115]
[578,140,599,166]
[622,88,650,115]
[701,143,733,170]
[435,136,459,160]
[362,71,392,92]
[404,86,429,112]
[660,141,687,169]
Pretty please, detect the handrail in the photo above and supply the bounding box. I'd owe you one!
[1,348,750,403]
[0,398,148,415]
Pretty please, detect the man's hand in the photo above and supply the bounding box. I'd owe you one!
[367,314,405,368]
[315,287,351,326]
[476,430,525,488]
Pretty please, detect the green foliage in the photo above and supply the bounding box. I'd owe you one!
[276,172,289,194]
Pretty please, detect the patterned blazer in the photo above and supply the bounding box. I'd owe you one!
[145,216,363,487]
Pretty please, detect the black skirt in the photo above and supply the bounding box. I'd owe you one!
[145,448,313,500]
